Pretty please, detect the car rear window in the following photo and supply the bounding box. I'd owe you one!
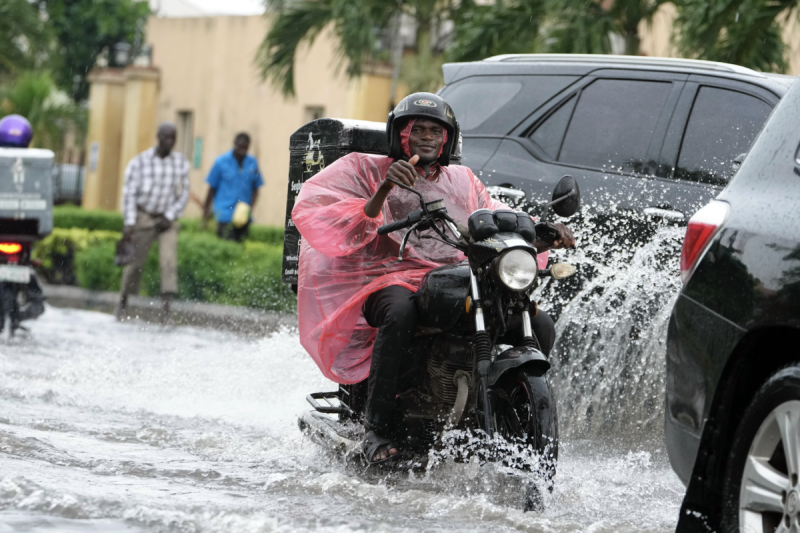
[443,80,523,130]
[676,86,772,185]
[558,79,672,173]
[439,75,579,134]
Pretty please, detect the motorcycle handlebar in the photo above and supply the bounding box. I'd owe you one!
[377,217,413,235]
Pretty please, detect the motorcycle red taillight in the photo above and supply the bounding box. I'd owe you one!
[0,242,22,255]
[680,200,730,285]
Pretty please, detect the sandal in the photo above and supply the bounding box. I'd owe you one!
[361,430,400,465]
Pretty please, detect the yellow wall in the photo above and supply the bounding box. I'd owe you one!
[117,68,161,210]
[83,70,125,210]
[146,15,397,226]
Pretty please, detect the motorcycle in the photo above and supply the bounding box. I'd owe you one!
[0,147,53,339]
[298,175,580,506]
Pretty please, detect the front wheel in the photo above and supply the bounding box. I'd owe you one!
[722,364,800,533]
[494,368,559,461]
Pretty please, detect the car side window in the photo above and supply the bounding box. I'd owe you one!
[530,95,577,159]
[558,79,672,174]
[676,86,772,185]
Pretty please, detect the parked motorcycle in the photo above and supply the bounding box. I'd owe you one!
[0,146,54,339]
[298,176,580,504]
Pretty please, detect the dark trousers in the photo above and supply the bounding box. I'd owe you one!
[217,222,250,242]
[362,285,556,435]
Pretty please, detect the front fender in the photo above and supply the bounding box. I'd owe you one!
[488,346,550,387]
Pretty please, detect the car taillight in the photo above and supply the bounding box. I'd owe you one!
[680,200,730,285]
[0,243,22,255]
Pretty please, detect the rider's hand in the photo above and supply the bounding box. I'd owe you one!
[550,223,576,249]
[382,155,420,189]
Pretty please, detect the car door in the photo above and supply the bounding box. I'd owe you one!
[480,70,687,219]
[655,75,780,220]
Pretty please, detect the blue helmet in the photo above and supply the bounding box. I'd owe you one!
[0,115,33,148]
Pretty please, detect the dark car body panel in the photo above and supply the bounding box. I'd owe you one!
[665,76,800,530]
[440,57,790,224]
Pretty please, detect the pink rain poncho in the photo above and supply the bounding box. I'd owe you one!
[292,152,549,384]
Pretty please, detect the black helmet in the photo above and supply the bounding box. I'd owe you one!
[386,92,460,166]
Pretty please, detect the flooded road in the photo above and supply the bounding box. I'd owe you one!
[1,305,684,532]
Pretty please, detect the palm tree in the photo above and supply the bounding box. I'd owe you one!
[0,0,49,74]
[673,0,796,72]
[255,0,456,100]
[0,72,86,151]
[448,0,664,61]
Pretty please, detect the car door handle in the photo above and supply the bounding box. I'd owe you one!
[643,207,685,221]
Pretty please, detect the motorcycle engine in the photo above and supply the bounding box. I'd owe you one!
[426,334,474,404]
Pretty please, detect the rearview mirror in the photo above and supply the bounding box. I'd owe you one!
[549,175,581,218]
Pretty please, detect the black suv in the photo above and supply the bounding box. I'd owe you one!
[440,54,793,221]
[666,77,800,531]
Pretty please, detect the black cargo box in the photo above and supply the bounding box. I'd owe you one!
[282,119,389,286]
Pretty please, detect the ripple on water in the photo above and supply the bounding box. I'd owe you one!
[0,306,684,531]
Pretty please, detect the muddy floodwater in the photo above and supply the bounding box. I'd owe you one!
[0,303,684,532]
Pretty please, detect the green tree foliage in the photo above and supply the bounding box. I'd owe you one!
[256,0,456,97]
[447,0,546,62]
[35,0,150,101]
[449,0,662,61]
[0,72,86,150]
[674,0,795,72]
[0,0,49,75]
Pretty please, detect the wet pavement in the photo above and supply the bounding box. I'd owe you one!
[0,305,685,532]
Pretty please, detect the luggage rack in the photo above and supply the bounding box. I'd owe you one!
[306,391,353,416]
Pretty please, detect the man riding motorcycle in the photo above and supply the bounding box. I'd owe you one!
[0,114,47,329]
[292,93,575,464]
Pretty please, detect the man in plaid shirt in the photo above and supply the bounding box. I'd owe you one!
[116,122,190,323]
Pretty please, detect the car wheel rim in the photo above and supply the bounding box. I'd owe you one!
[740,400,800,533]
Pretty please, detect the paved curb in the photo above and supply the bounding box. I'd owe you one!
[41,284,297,336]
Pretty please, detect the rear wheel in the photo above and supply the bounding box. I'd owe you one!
[722,365,800,533]
[2,312,11,341]
[0,285,15,341]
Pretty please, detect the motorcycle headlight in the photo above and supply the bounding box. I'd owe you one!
[495,249,538,291]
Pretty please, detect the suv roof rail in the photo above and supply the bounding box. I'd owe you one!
[483,54,765,78]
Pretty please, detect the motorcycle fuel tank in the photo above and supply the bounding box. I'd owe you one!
[415,262,470,330]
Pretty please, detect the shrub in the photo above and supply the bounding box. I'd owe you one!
[33,227,120,284]
[53,206,286,245]
[74,240,123,291]
[41,227,296,312]
[54,205,124,232]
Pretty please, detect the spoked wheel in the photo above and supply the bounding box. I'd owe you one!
[482,368,559,512]
[723,365,800,533]
[494,368,559,461]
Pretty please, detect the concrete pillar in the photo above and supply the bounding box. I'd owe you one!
[82,69,125,210]
[117,67,161,210]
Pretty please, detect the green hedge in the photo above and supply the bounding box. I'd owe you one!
[36,227,296,313]
[53,205,286,245]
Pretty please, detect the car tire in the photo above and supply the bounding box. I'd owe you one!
[721,364,800,533]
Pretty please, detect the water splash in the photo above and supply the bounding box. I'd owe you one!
[536,210,684,438]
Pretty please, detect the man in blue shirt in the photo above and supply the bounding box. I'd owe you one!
[202,132,264,241]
